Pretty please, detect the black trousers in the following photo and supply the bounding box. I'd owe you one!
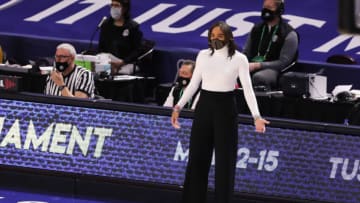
[252,68,279,90]
[181,89,238,203]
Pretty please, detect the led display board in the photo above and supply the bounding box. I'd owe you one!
[1,97,360,203]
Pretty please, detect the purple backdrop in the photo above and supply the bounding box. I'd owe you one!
[0,0,359,62]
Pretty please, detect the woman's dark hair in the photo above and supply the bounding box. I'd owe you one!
[207,21,237,58]
[113,0,131,21]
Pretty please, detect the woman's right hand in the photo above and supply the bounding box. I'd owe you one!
[171,105,181,129]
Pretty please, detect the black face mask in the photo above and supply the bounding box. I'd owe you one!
[55,61,69,72]
[261,8,277,22]
[176,76,191,88]
[211,39,226,50]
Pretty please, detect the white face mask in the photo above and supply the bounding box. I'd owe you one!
[110,7,122,20]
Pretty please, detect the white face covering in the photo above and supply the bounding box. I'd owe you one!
[110,7,122,20]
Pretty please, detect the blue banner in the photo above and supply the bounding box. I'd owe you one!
[1,98,360,203]
[0,0,359,62]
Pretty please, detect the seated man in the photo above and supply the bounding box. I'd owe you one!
[44,43,95,99]
[163,59,199,110]
[243,0,299,90]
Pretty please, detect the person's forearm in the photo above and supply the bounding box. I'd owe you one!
[60,87,75,97]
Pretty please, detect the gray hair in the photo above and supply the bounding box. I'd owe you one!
[182,59,196,73]
[56,43,77,56]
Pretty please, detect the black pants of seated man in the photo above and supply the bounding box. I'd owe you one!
[252,68,279,90]
[181,89,238,203]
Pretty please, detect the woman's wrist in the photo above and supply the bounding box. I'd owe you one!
[253,115,262,123]
[173,105,181,113]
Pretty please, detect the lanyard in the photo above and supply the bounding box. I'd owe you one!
[256,24,279,59]
[179,88,192,108]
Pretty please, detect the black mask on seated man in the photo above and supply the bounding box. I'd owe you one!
[175,76,191,88]
[261,8,277,22]
[55,61,69,72]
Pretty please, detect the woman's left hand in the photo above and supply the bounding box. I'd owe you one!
[254,118,270,133]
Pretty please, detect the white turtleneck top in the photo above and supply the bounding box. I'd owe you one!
[177,46,260,117]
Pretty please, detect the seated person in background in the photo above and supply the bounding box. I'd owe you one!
[98,0,143,75]
[243,0,299,90]
[163,60,199,110]
[44,43,95,99]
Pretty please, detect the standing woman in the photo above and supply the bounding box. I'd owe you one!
[171,21,269,203]
[98,0,143,75]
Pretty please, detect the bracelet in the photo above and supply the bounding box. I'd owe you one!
[173,105,181,113]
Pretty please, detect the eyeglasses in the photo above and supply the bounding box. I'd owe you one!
[55,55,71,60]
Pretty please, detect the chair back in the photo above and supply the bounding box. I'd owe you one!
[326,54,357,65]
[134,39,156,76]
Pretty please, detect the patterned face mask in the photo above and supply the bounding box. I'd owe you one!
[176,77,191,88]
[111,7,122,20]
[261,8,277,22]
[55,61,69,72]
